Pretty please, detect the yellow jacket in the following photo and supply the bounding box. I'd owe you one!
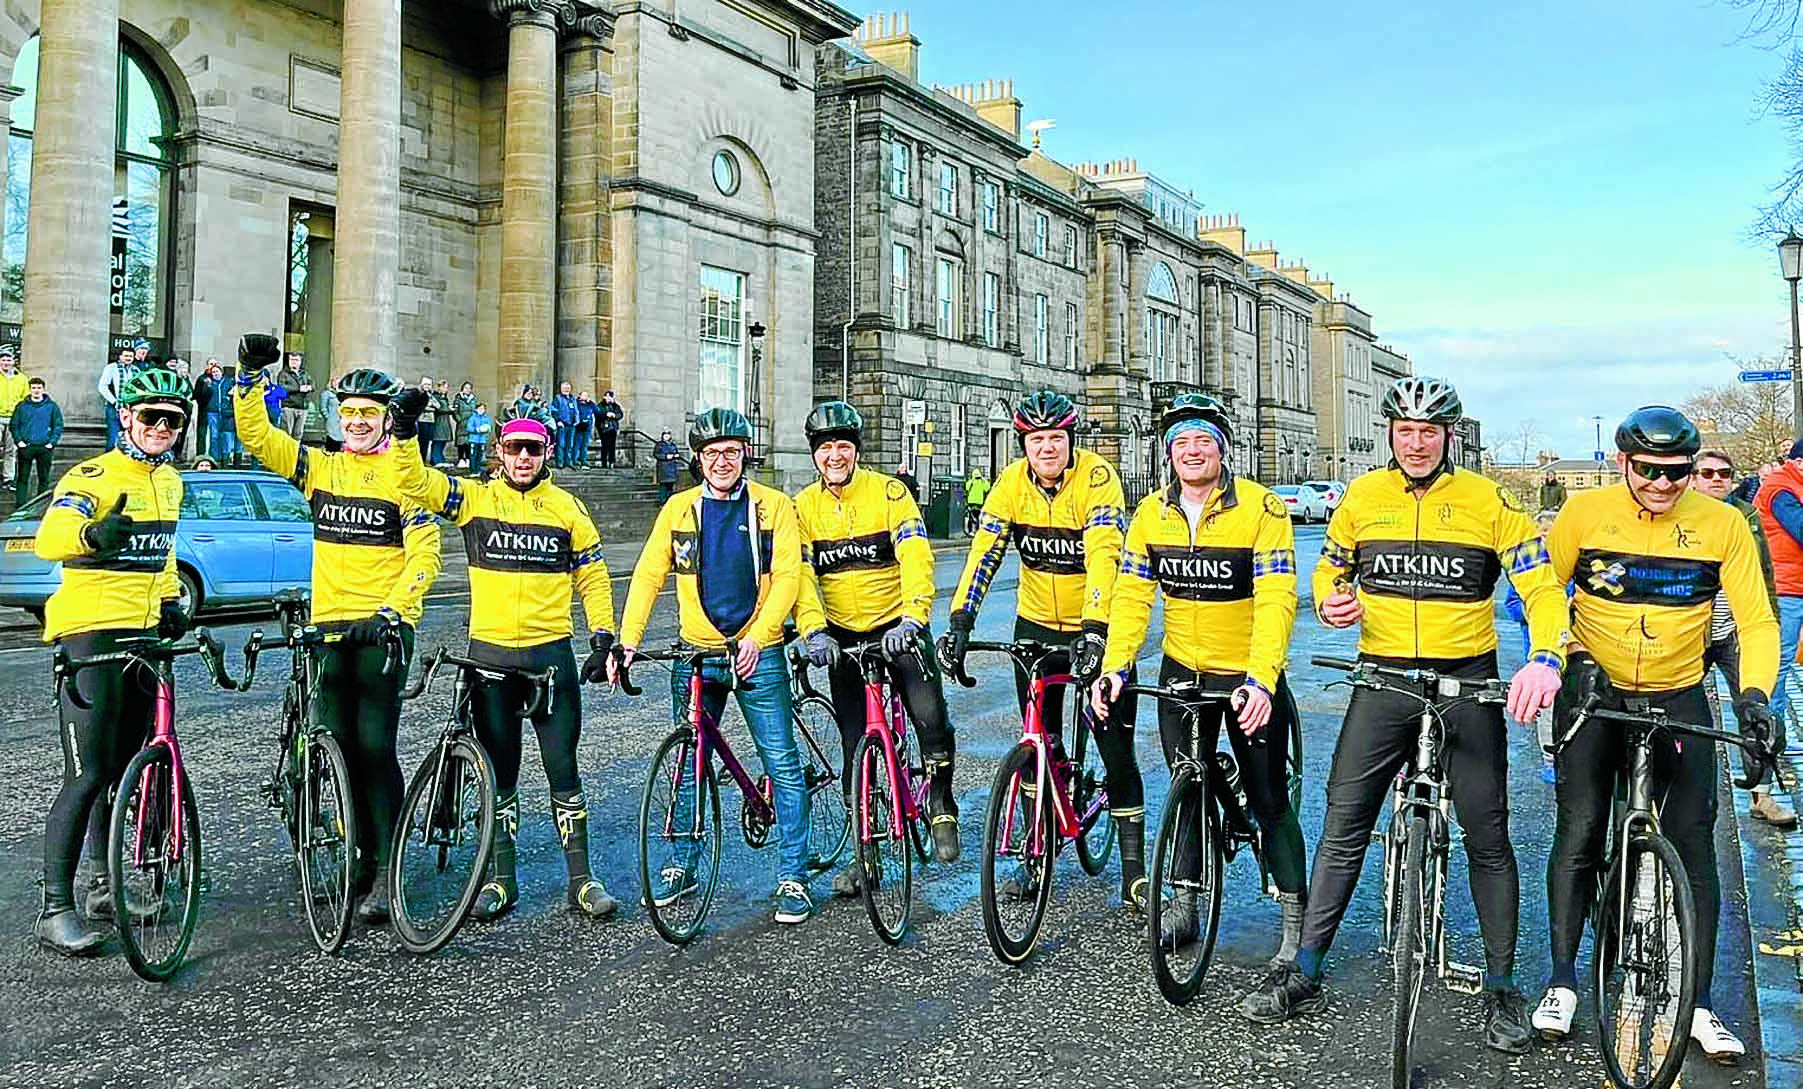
[1551,483,1778,694]
[36,450,182,642]
[1313,465,1567,666]
[233,382,441,625]
[0,370,31,416]
[621,480,802,651]
[952,448,1126,632]
[1103,477,1297,690]
[391,438,613,649]
[794,469,933,635]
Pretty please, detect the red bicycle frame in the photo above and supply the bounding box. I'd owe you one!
[658,654,774,841]
[848,643,923,849]
[134,662,190,868]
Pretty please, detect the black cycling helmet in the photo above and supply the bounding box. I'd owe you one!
[689,406,753,452]
[330,367,404,405]
[804,401,864,451]
[1013,390,1078,439]
[118,366,193,408]
[1380,375,1463,424]
[1158,392,1233,451]
[1615,406,1701,458]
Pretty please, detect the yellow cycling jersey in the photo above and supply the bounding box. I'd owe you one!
[36,450,182,642]
[234,383,441,625]
[793,469,933,635]
[1550,483,1778,695]
[391,439,613,649]
[1313,465,1567,666]
[620,480,802,652]
[1103,477,1297,690]
[953,447,1126,633]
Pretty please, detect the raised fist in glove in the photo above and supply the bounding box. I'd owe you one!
[581,631,616,684]
[882,618,924,661]
[804,630,840,669]
[236,333,280,383]
[936,609,974,678]
[157,599,189,641]
[389,387,430,441]
[1734,688,1785,760]
[1070,622,1108,686]
[345,607,400,648]
[81,494,135,554]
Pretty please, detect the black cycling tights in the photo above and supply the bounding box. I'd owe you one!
[1548,681,1721,1005]
[42,629,157,908]
[467,639,584,799]
[1299,652,1519,984]
[1155,659,1307,896]
[313,624,414,873]
[1013,618,1143,818]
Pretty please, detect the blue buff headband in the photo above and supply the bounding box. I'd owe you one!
[1165,418,1226,454]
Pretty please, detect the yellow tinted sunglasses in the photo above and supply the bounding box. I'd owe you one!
[337,404,386,421]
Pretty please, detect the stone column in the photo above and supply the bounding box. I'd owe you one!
[21,0,121,431]
[493,0,564,398]
[332,0,402,378]
[556,3,615,397]
[1126,242,1148,375]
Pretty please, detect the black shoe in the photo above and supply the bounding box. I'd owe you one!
[36,908,104,957]
[355,869,391,926]
[1239,962,1326,1024]
[929,815,961,863]
[1484,987,1535,1055]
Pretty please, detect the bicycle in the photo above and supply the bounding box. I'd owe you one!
[1313,656,1506,1089]
[390,647,549,954]
[785,643,852,875]
[55,628,257,982]
[1551,692,1781,1089]
[951,638,1115,965]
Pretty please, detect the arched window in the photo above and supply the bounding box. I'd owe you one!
[4,34,177,345]
[1146,261,1178,303]
[1144,261,1179,382]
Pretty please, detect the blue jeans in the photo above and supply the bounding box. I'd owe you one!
[467,443,485,474]
[1774,595,1803,724]
[428,439,447,465]
[211,418,241,463]
[666,647,809,884]
[102,399,119,450]
[556,425,580,467]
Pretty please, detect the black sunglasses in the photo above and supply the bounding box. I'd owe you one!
[1695,467,1735,480]
[133,406,188,431]
[1627,458,1694,483]
[501,440,546,457]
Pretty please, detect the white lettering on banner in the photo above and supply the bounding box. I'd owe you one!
[1369,553,1467,580]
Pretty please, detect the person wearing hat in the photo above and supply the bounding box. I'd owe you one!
[234,334,442,927]
[31,365,192,956]
[1753,435,1803,751]
[0,345,30,486]
[96,346,134,451]
[596,389,624,468]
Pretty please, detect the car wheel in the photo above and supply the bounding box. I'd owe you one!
[176,568,202,621]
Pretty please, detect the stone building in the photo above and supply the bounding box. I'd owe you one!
[1309,290,1379,481]
[1450,415,1484,471]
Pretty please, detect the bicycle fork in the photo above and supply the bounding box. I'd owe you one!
[136,673,189,871]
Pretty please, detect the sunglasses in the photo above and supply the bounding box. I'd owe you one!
[337,404,386,421]
[1695,467,1735,480]
[133,406,188,431]
[1628,458,1694,483]
[500,440,546,457]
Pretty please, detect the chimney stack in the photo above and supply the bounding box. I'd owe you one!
[1198,213,1246,255]
[940,78,1024,139]
[855,12,921,82]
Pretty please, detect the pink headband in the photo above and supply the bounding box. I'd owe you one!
[499,418,550,443]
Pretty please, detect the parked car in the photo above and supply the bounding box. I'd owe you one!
[0,470,312,624]
[1303,479,1347,513]
[1271,484,1329,524]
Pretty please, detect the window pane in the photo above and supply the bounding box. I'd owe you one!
[9,36,39,134]
[113,159,165,338]
[187,481,257,521]
[3,133,30,324]
[892,243,911,326]
[697,265,744,412]
[123,52,168,159]
[255,482,312,523]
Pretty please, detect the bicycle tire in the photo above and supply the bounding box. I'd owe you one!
[638,727,723,946]
[1072,708,1115,877]
[852,735,912,944]
[1594,832,1698,1089]
[109,744,202,983]
[895,718,932,864]
[1148,765,1222,1005]
[980,742,1056,965]
[297,731,357,955]
[390,736,496,955]
[795,696,850,871]
[1391,814,1429,1089]
[1286,701,1304,817]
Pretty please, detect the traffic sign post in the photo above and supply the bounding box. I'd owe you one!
[1739,369,1794,383]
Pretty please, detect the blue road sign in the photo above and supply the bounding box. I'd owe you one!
[1739,369,1794,382]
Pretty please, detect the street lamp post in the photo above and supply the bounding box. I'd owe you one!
[747,320,767,466]
[1780,229,1803,437]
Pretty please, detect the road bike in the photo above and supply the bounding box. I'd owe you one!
[952,638,1114,965]
[1314,656,1505,1089]
[56,629,257,982]
[839,639,934,944]
[785,643,852,876]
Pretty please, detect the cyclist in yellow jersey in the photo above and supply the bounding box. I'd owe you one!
[1243,377,1564,1056]
[1532,406,1779,1058]
[386,391,620,921]
[792,402,960,891]
[33,367,193,955]
[1092,394,1308,963]
[938,390,1148,910]
[233,334,441,926]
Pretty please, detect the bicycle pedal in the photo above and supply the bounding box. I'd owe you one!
[1443,962,1484,995]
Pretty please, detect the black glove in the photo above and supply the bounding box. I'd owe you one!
[1734,688,1785,760]
[238,332,281,371]
[157,599,189,641]
[1070,622,1108,686]
[345,608,399,648]
[882,618,924,661]
[81,494,135,554]
[804,630,840,669]
[582,631,616,684]
[937,609,974,677]
[1558,654,1609,714]
[390,388,430,441]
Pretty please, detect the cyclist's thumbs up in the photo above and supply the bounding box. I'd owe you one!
[82,493,136,554]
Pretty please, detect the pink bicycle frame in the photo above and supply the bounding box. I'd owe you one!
[134,662,189,867]
[856,664,924,848]
[660,666,774,842]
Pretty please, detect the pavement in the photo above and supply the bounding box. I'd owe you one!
[0,525,1798,1087]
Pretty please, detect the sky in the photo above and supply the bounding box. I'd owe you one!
[877,0,1800,460]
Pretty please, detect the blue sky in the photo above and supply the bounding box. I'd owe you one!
[879,0,1798,459]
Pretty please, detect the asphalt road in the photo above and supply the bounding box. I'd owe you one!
[0,526,1786,1088]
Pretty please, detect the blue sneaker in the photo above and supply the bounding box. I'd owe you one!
[773,879,813,925]
[645,866,697,908]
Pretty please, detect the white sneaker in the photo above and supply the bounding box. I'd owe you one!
[1531,985,1577,1039]
[1690,1008,1745,1062]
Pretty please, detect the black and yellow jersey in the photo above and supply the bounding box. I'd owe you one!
[952,448,1126,633]
[1312,465,1567,666]
[35,450,182,642]
[793,469,933,635]
[1550,483,1778,694]
[234,382,441,625]
[1103,477,1297,691]
[391,438,613,649]
[620,481,802,651]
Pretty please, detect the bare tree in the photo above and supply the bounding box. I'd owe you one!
[1681,355,1795,466]
[1501,419,1547,467]
[1732,2,1803,235]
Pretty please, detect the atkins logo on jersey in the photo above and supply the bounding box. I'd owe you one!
[464,516,571,574]
[1146,545,1253,602]
[65,521,178,573]
[1355,541,1500,603]
[1011,525,1086,576]
[311,491,404,547]
[811,530,896,575]
[1575,549,1720,607]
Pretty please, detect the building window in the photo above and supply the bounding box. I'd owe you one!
[1064,225,1078,267]
[936,256,961,339]
[891,242,912,326]
[951,402,968,475]
[982,181,1000,232]
[286,204,336,372]
[1065,302,1080,370]
[712,150,740,196]
[937,161,957,216]
[697,265,745,412]
[1146,262,1180,383]
[982,272,1000,347]
[890,139,911,199]
[1033,293,1048,364]
[1033,213,1048,258]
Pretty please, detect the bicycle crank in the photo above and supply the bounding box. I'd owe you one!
[1442,961,1484,995]
[741,776,774,848]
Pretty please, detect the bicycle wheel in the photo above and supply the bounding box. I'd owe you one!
[796,696,850,872]
[1390,814,1429,1089]
[1595,833,1698,1089]
[852,735,912,944]
[892,718,933,864]
[1071,706,1115,877]
[1286,702,1305,816]
[296,731,356,955]
[390,737,496,955]
[980,742,1056,965]
[638,727,723,945]
[1148,765,1223,1005]
[109,744,202,983]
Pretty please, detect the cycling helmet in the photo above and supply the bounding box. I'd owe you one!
[330,367,404,405]
[689,406,753,452]
[1158,392,1233,451]
[1615,406,1701,458]
[804,401,864,451]
[1013,390,1078,437]
[118,365,193,408]
[1380,376,1463,424]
